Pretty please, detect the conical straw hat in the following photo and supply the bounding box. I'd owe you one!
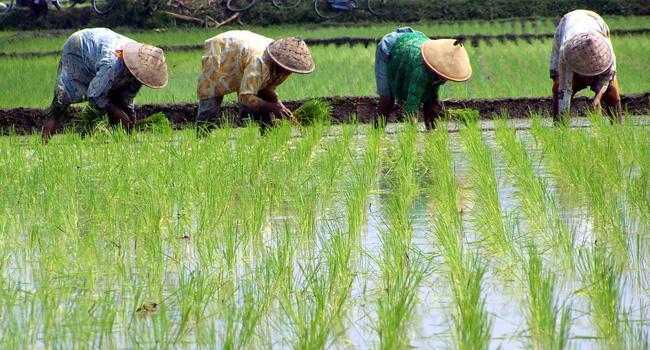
[564,32,613,76]
[122,42,169,89]
[420,39,472,82]
[266,37,315,74]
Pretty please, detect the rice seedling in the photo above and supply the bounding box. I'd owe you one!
[293,98,332,125]
[347,124,383,243]
[274,123,372,349]
[530,119,628,257]
[0,115,647,348]
[135,112,173,134]
[494,118,574,269]
[281,122,329,246]
[280,229,355,349]
[458,114,515,260]
[577,245,626,348]
[525,245,572,350]
[589,115,650,227]
[424,122,492,350]
[376,122,426,349]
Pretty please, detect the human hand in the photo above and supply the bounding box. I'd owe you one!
[269,102,293,119]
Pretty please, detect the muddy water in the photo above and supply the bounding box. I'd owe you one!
[3,117,648,349]
[168,117,647,349]
[344,117,649,349]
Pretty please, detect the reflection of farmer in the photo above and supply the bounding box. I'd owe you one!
[43,28,168,140]
[196,30,315,131]
[375,27,472,130]
[550,10,622,122]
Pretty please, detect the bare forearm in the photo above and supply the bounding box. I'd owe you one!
[239,94,266,112]
[241,93,292,119]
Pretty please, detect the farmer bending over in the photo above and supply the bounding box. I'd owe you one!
[550,10,622,123]
[196,30,315,132]
[43,28,168,140]
[375,27,472,130]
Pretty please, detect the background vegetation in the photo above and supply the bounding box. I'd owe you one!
[2,33,649,108]
[1,0,649,29]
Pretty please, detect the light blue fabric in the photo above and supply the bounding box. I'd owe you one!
[375,27,414,96]
[54,28,141,110]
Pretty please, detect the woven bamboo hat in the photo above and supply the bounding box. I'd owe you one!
[266,37,315,74]
[564,32,613,76]
[420,39,472,82]
[122,42,169,89]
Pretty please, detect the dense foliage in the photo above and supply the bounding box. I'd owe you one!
[1,0,649,29]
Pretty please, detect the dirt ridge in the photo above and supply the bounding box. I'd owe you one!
[1,94,648,134]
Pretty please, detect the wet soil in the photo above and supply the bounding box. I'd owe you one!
[1,94,648,135]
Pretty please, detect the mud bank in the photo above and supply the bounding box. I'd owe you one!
[1,94,648,134]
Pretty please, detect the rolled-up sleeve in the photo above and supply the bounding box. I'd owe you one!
[88,60,120,109]
[238,60,265,109]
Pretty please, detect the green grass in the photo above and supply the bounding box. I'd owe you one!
[2,34,650,109]
[0,117,647,347]
[1,15,649,54]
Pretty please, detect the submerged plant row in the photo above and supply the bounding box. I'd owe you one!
[0,117,647,348]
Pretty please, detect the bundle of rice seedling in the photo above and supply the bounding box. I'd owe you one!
[74,104,108,134]
[293,99,332,125]
[136,112,173,134]
[445,108,480,125]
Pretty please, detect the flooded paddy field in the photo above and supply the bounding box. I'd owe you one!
[0,116,648,348]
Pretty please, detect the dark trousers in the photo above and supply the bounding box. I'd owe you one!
[552,75,622,122]
[196,94,274,131]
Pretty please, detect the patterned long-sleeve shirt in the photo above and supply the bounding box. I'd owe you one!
[55,28,142,111]
[550,10,616,114]
[387,31,444,114]
[197,30,290,109]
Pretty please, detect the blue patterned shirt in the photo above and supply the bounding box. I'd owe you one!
[55,28,141,111]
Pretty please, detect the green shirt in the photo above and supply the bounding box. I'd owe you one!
[387,32,444,114]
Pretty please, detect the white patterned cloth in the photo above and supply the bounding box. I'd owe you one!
[550,10,616,114]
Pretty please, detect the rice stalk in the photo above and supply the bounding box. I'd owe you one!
[459,116,516,261]
[525,245,572,350]
[424,122,492,350]
[495,119,574,270]
[376,123,426,349]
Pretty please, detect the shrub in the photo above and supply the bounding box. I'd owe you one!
[2,0,648,29]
